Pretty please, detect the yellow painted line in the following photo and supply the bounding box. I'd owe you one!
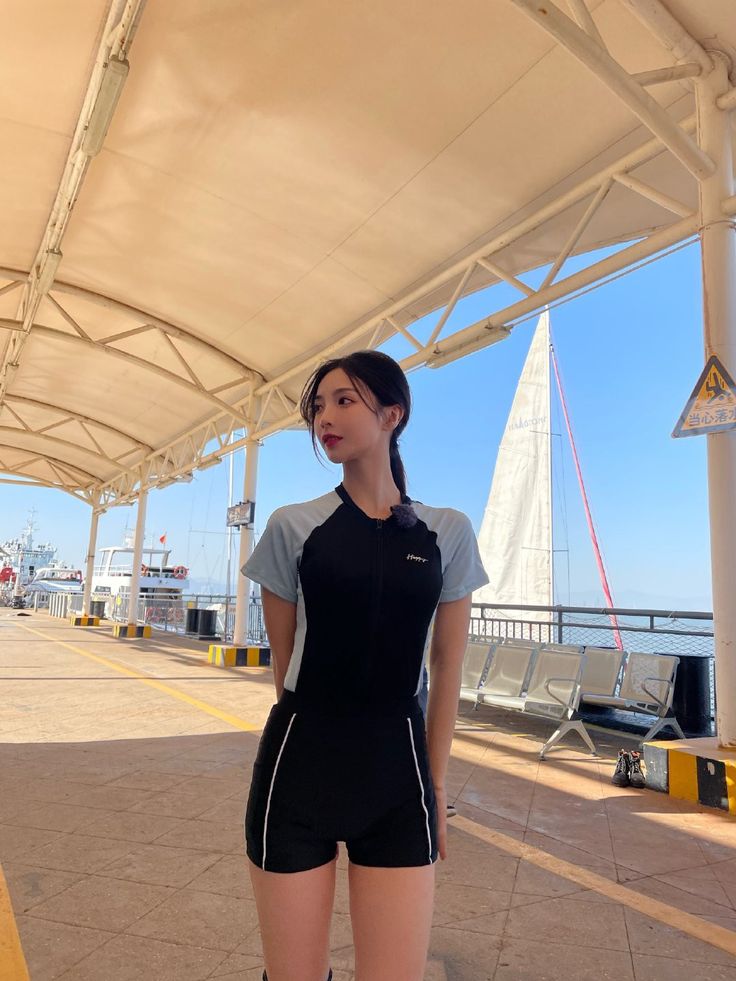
[19,625,259,732]
[454,814,736,958]
[0,864,29,981]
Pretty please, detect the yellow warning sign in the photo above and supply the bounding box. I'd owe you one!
[673,355,736,438]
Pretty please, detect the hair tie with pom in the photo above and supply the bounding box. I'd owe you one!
[390,502,418,528]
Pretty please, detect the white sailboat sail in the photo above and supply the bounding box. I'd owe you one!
[474,311,553,636]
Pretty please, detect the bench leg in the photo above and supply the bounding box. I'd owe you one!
[641,714,685,743]
[540,720,598,760]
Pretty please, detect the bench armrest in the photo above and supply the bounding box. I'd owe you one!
[543,676,579,710]
[641,675,674,711]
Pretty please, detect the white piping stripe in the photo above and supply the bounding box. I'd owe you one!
[262,712,297,870]
[407,717,433,863]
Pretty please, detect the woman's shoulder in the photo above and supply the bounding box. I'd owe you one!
[410,499,472,531]
[269,489,342,527]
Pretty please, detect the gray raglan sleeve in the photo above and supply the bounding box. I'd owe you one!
[241,507,299,604]
[439,512,489,603]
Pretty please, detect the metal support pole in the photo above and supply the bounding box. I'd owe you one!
[82,498,100,615]
[127,488,148,625]
[233,438,260,646]
[695,53,736,747]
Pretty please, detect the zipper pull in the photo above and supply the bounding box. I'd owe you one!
[376,518,383,529]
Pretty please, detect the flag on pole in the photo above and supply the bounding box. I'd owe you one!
[159,533,167,545]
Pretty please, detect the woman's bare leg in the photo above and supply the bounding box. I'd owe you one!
[249,855,337,980]
[348,862,435,981]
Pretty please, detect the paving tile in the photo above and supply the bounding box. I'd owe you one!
[427,925,502,980]
[58,784,154,811]
[96,842,222,888]
[657,867,736,910]
[186,854,253,897]
[435,841,518,891]
[513,860,595,899]
[495,936,634,980]
[209,947,264,976]
[627,876,736,919]
[15,915,114,981]
[125,887,259,951]
[450,801,526,840]
[3,863,84,913]
[58,933,228,980]
[522,830,619,879]
[433,882,513,927]
[505,896,629,951]
[127,790,215,819]
[75,809,184,844]
[105,769,191,791]
[632,953,736,981]
[0,824,63,862]
[435,908,509,936]
[196,797,247,824]
[624,908,736,966]
[609,825,709,877]
[154,818,245,853]
[213,972,267,981]
[2,801,103,834]
[26,874,174,932]
[162,775,242,800]
[23,832,136,873]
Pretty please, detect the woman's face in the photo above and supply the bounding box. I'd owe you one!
[313,367,399,464]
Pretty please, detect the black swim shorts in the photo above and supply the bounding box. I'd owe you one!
[245,690,438,873]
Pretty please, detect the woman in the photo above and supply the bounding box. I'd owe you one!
[242,350,488,980]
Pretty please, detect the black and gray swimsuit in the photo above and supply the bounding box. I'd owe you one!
[242,482,488,873]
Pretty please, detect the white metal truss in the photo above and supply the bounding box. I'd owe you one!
[1,0,734,510]
[86,72,736,507]
[0,0,147,402]
[0,274,266,425]
[510,0,714,179]
[0,445,97,489]
[4,394,153,456]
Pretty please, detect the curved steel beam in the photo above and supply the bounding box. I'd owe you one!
[0,427,136,476]
[0,320,253,425]
[0,266,266,384]
[619,0,714,75]
[52,281,265,381]
[0,474,89,504]
[4,394,152,454]
[0,446,98,486]
[508,0,715,179]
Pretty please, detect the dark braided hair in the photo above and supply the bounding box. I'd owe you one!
[299,350,412,499]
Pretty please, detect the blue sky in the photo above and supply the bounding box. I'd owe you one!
[1,241,712,610]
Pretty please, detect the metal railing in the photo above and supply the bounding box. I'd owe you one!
[105,592,267,644]
[471,602,716,728]
[41,592,714,665]
[470,603,713,658]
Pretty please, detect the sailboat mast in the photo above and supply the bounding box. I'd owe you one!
[550,344,623,650]
[545,316,554,619]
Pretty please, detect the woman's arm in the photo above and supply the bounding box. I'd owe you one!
[425,592,472,858]
[260,587,297,698]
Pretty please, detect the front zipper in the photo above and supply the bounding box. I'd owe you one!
[371,518,384,643]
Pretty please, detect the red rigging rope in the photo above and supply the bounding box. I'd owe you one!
[550,342,624,651]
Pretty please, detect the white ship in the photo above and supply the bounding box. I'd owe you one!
[24,566,83,597]
[1,513,57,587]
[90,533,190,602]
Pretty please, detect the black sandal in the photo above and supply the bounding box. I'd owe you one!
[263,972,332,980]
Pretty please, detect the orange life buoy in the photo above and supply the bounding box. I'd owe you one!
[173,565,188,580]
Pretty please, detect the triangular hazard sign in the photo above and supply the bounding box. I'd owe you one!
[673,355,736,438]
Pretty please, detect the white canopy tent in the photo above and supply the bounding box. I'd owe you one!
[1,0,734,741]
